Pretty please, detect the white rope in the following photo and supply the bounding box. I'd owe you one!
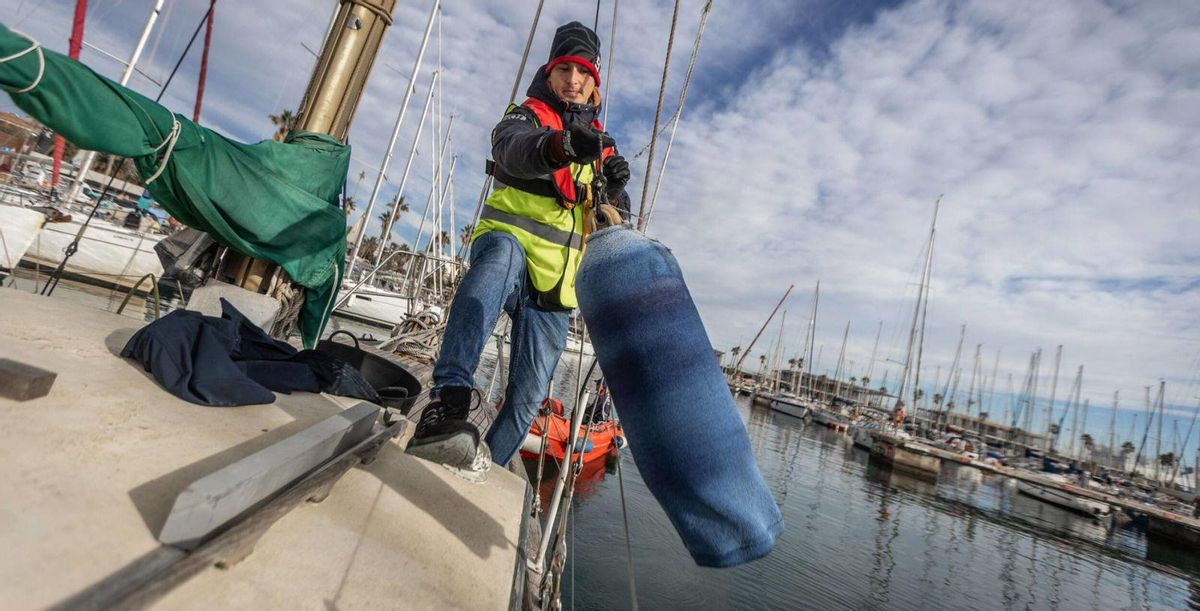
[0,28,46,94]
[143,118,181,185]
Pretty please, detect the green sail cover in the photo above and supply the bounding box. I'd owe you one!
[0,24,347,347]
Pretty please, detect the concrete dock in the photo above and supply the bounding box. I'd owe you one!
[0,287,528,609]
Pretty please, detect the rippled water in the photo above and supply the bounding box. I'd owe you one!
[539,398,1200,611]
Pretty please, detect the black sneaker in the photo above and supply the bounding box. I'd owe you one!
[406,386,482,469]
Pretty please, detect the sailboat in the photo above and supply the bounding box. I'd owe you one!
[868,198,943,476]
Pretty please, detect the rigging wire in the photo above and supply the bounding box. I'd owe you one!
[634,0,682,231]
[640,0,712,231]
[601,0,619,125]
[613,412,639,611]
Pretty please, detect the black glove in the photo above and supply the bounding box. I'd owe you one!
[548,122,615,166]
[602,155,630,197]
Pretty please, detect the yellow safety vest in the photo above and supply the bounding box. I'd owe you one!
[474,162,592,309]
[475,100,604,310]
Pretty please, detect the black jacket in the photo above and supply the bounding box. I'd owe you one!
[490,68,631,215]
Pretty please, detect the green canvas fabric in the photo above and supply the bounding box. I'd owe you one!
[0,24,347,347]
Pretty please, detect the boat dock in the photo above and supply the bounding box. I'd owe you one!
[0,287,530,609]
[886,435,1200,546]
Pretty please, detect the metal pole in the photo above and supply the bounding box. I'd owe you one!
[347,0,440,279]
[66,0,165,204]
[1107,391,1118,468]
[192,0,216,122]
[373,71,438,263]
[1045,345,1062,446]
[534,389,592,567]
[731,284,793,378]
[51,0,88,190]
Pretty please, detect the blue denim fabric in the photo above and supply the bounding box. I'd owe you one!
[577,225,783,568]
[431,230,569,465]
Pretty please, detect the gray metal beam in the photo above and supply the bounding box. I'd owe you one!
[159,402,380,549]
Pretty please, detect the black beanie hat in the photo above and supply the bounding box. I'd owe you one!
[545,21,602,86]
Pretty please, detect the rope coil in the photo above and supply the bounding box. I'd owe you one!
[0,29,46,94]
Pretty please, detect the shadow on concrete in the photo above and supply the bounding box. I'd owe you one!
[127,417,320,539]
[103,327,137,357]
[362,443,511,561]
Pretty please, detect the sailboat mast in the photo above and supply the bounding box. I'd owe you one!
[1079,399,1091,462]
[1044,345,1062,445]
[50,0,89,189]
[805,282,820,394]
[375,71,439,264]
[866,320,882,385]
[1170,401,1200,486]
[731,285,793,379]
[832,321,850,402]
[1155,381,1165,482]
[347,0,440,278]
[912,198,940,412]
[939,324,965,430]
[1067,366,1082,455]
[1132,385,1156,477]
[192,0,216,122]
[1106,391,1118,468]
[898,197,940,410]
[772,312,787,393]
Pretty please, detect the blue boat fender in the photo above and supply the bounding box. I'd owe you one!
[576,225,783,568]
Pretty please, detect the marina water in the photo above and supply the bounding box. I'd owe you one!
[551,396,1200,610]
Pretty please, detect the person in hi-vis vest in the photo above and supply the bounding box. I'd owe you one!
[406,21,631,473]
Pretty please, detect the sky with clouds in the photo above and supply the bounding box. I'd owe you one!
[4,0,1199,438]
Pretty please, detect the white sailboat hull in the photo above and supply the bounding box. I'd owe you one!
[1016,479,1111,518]
[4,208,163,288]
[768,395,810,419]
[334,286,419,327]
[0,205,45,270]
[852,425,876,450]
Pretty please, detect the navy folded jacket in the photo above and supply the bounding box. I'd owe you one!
[121,299,379,407]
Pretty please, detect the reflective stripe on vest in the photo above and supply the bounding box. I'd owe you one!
[479,206,583,250]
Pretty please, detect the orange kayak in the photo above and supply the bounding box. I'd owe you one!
[520,399,623,464]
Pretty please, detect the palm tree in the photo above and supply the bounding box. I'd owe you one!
[459,223,475,248]
[359,236,380,262]
[268,109,296,142]
[353,170,366,198]
[377,195,410,241]
[343,195,357,216]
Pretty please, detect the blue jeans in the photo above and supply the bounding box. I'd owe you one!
[577,225,783,568]
[431,231,569,466]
